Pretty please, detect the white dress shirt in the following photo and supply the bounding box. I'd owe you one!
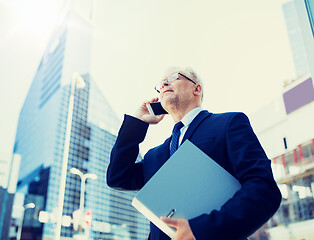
[176,107,203,146]
[172,106,202,240]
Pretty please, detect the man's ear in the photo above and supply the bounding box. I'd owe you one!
[194,85,202,97]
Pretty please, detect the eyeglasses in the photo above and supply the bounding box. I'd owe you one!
[154,72,197,93]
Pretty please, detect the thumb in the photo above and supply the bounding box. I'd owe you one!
[161,217,179,229]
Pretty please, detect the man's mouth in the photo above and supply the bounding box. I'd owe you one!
[163,90,173,94]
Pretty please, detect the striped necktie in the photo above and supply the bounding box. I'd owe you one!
[170,121,184,156]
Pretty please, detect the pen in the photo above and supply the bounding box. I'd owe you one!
[166,209,176,218]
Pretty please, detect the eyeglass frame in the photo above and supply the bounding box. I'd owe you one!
[154,72,197,93]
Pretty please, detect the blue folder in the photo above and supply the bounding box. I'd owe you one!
[132,140,241,238]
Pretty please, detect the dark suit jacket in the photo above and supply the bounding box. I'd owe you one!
[107,110,282,240]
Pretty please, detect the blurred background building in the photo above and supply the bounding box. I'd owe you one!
[249,1,314,239]
[1,0,314,239]
[0,158,12,239]
[251,74,314,240]
[0,166,14,240]
[0,153,21,240]
[5,2,149,240]
[282,0,310,79]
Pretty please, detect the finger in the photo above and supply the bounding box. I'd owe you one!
[161,217,179,229]
[157,114,165,121]
[146,97,159,104]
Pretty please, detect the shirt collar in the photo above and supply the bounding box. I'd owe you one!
[180,107,203,127]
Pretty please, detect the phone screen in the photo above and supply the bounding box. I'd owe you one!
[147,102,168,115]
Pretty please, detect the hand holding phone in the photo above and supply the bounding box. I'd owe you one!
[146,102,168,116]
[134,98,166,124]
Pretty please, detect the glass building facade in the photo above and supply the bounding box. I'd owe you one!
[12,14,149,240]
[282,0,310,78]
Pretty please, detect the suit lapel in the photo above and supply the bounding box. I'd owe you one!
[181,110,212,143]
[158,110,211,169]
[163,137,171,159]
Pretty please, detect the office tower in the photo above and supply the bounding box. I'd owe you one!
[282,0,310,78]
[0,158,10,237]
[0,185,14,240]
[249,2,314,239]
[0,154,20,240]
[293,0,314,78]
[250,75,314,240]
[12,10,149,240]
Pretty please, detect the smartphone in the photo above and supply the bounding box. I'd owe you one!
[146,102,168,115]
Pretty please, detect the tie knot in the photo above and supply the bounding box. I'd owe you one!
[173,121,184,133]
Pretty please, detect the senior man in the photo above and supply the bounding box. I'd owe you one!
[107,67,281,240]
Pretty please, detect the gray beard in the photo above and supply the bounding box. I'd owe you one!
[166,96,180,111]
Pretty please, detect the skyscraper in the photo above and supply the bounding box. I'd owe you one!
[12,9,149,240]
[294,0,314,78]
[282,0,310,78]
[0,153,21,239]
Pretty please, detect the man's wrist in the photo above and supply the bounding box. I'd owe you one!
[131,114,148,124]
[117,114,149,142]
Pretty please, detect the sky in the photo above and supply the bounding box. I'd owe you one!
[0,0,296,168]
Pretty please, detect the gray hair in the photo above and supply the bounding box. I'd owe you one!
[164,66,204,101]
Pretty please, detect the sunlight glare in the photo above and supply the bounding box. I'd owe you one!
[17,0,59,34]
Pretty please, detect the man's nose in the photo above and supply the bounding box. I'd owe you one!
[161,80,169,88]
